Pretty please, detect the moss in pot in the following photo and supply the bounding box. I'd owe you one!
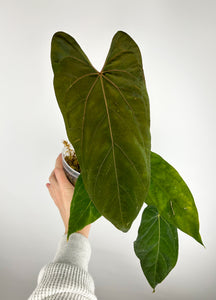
[62,140,81,186]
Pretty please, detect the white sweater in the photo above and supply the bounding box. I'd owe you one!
[28,233,98,300]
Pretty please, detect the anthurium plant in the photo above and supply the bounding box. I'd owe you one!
[50,30,203,291]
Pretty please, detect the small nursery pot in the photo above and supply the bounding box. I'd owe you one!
[62,143,80,186]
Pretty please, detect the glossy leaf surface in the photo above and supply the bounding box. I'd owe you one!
[146,152,203,245]
[67,173,101,240]
[51,31,151,232]
[134,205,178,290]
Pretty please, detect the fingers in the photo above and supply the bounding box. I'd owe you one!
[54,167,72,187]
[49,170,57,184]
[46,153,73,194]
[46,153,75,229]
[46,182,59,207]
[48,168,69,188]
[55,153,63,169]
[54,153,73,187]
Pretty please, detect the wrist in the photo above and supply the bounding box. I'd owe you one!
[53,232,92,271]
[65,224,91,238]
[76,224,91,238]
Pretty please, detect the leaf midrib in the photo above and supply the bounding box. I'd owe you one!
[100,74,124,226]
[153,214,161,288]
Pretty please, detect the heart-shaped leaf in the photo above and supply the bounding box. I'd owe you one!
[51,31,151,232]
[134,205,178,290]
[146,152,203,245]
[67,173,101,240]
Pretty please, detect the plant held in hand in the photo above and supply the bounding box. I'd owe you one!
[50,30,203,291]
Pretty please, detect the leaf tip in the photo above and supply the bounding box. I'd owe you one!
[196,233,205,247]
[51,31,65,44]
[112,30,137,47]
[199,238,205,248]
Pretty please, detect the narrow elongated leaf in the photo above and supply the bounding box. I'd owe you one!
[146,152,203,245]
[51,31,151,232]
[67,173,101,240]
[134,205,178,290]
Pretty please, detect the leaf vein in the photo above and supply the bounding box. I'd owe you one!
[81,76,100,164]
[93,146,112,199]
[64,72,99,102]
[102,69,136,78]
[114,142,144,186]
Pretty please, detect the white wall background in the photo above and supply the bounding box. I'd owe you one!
[0,0,215,299]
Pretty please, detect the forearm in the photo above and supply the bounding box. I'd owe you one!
[28,233,97,300]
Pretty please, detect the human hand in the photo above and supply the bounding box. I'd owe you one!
[46,153,91,238]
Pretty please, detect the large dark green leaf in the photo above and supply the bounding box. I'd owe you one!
[67,173,101,240]
[51,31,151,232]
[146,152,203,245]
[134,205,178,290]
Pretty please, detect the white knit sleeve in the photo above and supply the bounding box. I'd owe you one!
[28,233,97,300]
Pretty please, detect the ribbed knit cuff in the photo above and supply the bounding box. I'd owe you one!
[52,233,91,272]
[30,262,97,300]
